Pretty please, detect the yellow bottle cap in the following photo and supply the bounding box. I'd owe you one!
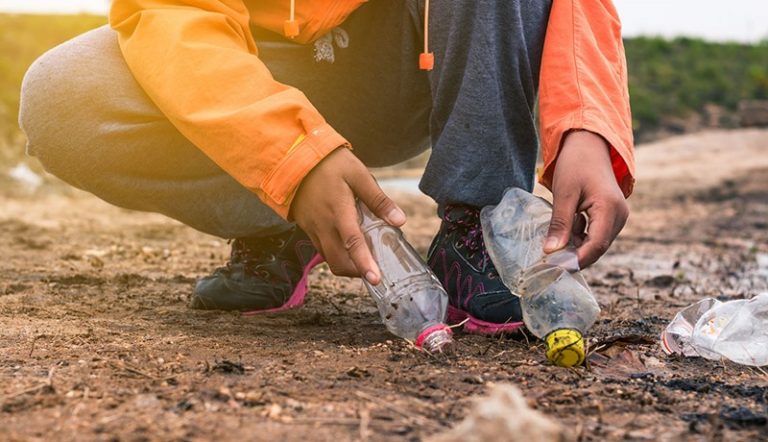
[545,329,585,367]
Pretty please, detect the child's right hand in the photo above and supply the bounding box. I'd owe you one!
[544,130,629,268]
[290,148,407,285]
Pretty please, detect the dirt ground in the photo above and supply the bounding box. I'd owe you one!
[1,129,767,441]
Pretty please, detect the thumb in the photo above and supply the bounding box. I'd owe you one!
[544,191,579,253]
[346,170,406,227]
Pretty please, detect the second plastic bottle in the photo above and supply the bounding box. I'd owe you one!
[358,202,453,353]
[481,188,600,367]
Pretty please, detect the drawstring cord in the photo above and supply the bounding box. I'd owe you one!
[419,0,434,70]
[284,0,434,70]
[443,205,495,273]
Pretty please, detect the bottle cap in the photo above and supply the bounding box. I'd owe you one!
[416,324,453,353]
[545,329,585,367]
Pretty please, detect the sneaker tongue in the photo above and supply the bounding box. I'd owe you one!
[244,229,292,250]
[232,229,295,265]
[442,205,489,265]
[442,204,481,224]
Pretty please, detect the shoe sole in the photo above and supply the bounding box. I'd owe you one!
[447,305,525,335]
[241,254,325,316]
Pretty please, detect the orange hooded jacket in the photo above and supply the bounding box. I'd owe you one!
[109,0,634,219]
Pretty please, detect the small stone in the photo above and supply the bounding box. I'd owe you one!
[462,375,484,385]
[245,391,262,402]
[266,403,283,419]
[346,366,371,378]
[134,394,161,410]
[429,384,562,442]
[285,398,304,411]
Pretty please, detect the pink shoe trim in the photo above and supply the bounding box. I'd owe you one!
[241,254,325,316]
[415,324,453,348]
[447,305,525,335]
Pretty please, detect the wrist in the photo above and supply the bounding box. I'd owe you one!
[562,130,612,167]
[555,130,618,187]
[563,130,609,152]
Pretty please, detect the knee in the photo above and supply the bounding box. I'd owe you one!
[19,26,116,176]
[19,47,64,171]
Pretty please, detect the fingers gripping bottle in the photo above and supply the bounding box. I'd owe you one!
[358,202,453,353]
[481,188,600,367]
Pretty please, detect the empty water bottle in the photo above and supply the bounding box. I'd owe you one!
[662,293,768,366]
[358,202,453,353]
[660,298,718,357]
[481,188,600,367]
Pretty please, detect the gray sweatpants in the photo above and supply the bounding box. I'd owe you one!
[19,0,551,239]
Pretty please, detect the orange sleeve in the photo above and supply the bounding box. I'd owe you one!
[109,0,350,219]
[538,0,635,197]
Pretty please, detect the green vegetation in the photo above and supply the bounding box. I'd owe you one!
[1,14,767,166]
[625,37,768,135]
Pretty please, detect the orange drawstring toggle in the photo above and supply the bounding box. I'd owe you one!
[285,0,299,38]
[284,20,299,38]
[419,52,434,71]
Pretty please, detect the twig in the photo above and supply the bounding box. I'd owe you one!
[521,329,531,347]
[752,365,768,381]
[28,334,42,358]
[493,350,509,359]
[402,338,448,360]
[568,366,586,379]
[327,299,344,314]
[0,366,56,406]
[481,341,495,356]
[448,318,470,330]
[1,383,50,404]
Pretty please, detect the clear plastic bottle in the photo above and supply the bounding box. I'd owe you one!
[662,293,768,366]
[660,298,719,357]
[701,293,768,366]
[481,188,600,367]
[358,202,453,353]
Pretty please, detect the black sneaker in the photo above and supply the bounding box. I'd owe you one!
[191,227,324,314]
[427,205,524,334]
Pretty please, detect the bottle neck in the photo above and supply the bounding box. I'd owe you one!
[416,324,453,353]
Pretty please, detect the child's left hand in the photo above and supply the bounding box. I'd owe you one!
[543,130,629,268]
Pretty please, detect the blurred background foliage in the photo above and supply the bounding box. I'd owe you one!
[0,14,767,167]
[625,37,768,138]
